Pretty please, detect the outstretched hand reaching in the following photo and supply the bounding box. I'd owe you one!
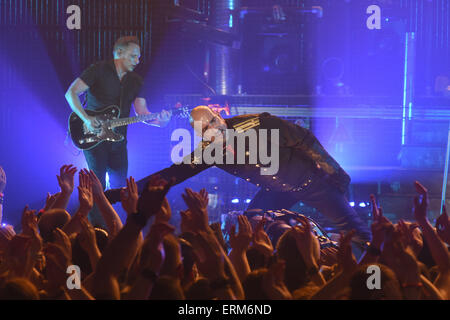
[229,215,252,253]
[57,165,77,194]
[138,175,174,220]
[413,181,428,224]
[369,194,393,248]
[337,230,357,273]
[251,217,274,257]
[180,188,209,232]
[120,177,139,215]
[78,170,94,215]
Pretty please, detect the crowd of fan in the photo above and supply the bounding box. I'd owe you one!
[0,164,448,300]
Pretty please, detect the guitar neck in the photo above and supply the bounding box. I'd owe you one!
[109,113,158,128]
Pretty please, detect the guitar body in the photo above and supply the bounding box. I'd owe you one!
[68,105,123,150]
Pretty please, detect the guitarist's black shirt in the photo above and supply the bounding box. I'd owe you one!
[80,59,143,139]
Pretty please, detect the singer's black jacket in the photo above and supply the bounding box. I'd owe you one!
[135,113,351,194]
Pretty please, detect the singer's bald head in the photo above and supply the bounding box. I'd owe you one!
[189,106,228,138]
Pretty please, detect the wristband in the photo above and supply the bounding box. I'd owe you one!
[367,244,382,256]
[127,212,148,228]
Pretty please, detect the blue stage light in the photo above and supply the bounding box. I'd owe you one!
[231,198,240,204]
[359,202,367,208]
[349,201,355,207]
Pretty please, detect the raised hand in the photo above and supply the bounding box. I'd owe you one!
[199,188,209,206]
[57,165,77,194]
[337,230,357,272]
[397,220,418,249]
[138,175,174,220]
[20,205,43,261]
[191,230,226,280]
[155,197,171,223]
[81,169,104,197]
[181,188,209,232]
[370,194,382,221]
[78,170,94,214]
[44,242,71,293]
[179,209,194,233]
[292,215,320,269]
[21,205,38,237]
[0,166,6,193]
[42,192,61,212]
[53,227,72,263]
[140,222,175,274]
[413,181,428,224]
[381,227,420,286]
[369,195,393,248]
[229,215,252,253]
[436,205,450,245]
[120,177,139,215]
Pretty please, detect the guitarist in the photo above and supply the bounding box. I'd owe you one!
[65,36,171,227]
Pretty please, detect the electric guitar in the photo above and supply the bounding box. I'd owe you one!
[68,105,190,150]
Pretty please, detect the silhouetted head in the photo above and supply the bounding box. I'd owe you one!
[0,278,39,300]
[38,208,71,242]
[276,228,320,292]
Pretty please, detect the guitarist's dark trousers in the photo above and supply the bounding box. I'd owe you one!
[83,140,128,228]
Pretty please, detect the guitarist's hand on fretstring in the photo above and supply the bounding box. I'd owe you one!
[156,109,172,127]
[84,115,101,132]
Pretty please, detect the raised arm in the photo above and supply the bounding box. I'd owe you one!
[52,164,77,211]
[92,176,173,299]
[413,181,450,299]
[136,153,211,193]
[413,181,450,273]
[85,169,123,238]
[105,149,211,205]
[228,215,252,282]
[359,194,393,265]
